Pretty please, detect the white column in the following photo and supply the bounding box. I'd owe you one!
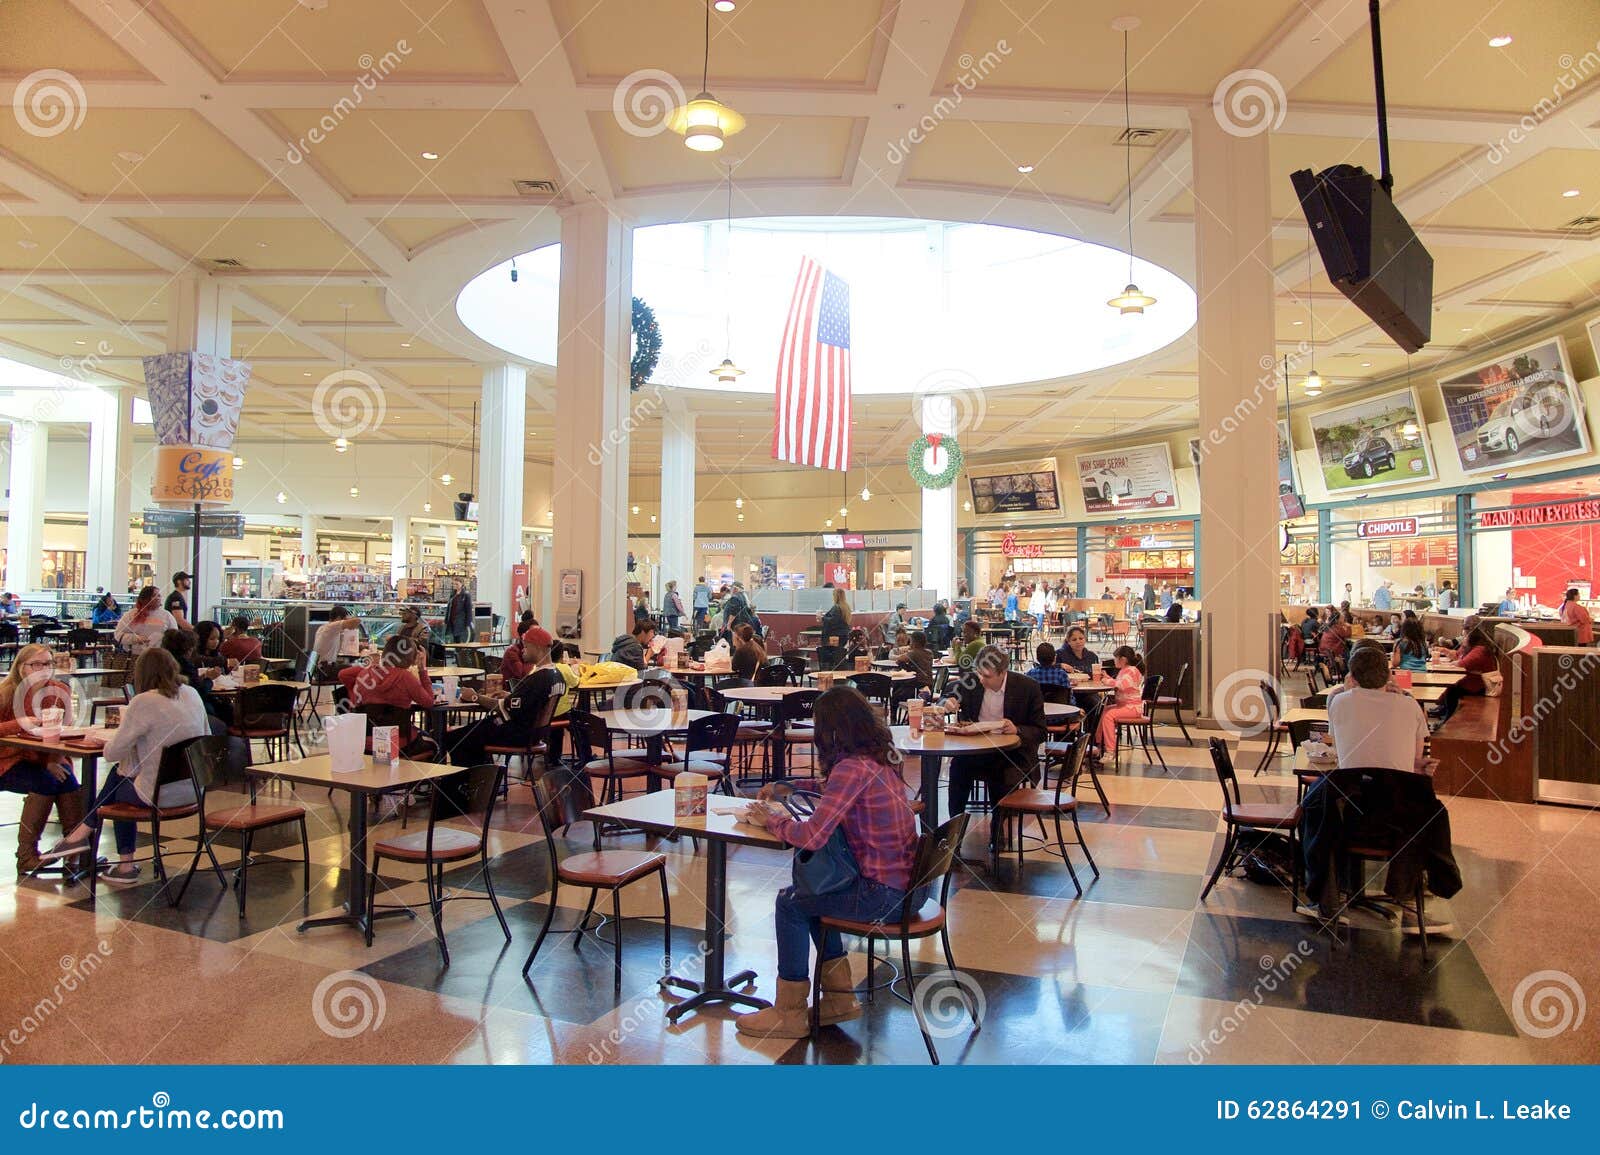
[443,524,459,564]
[538,538,555,626]
[1190,111,1281,722]
[6,420,48,593]
[476,361,527,626]
[390,513,409,589]
[659,398,696,599]
[298,511,317,570]
[919,395,958,600]
[86,385,133,594]
[553,201,632,651]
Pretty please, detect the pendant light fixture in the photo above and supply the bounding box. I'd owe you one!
[1303,233,1323,396]
[710,161,745,383]
[670,0,745,152]
[349,439,360,499]
[440,377,454,485]
[275,417,288,503]
[1107,18,1156,317]
[333,304,357,448]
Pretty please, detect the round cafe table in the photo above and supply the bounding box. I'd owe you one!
[592,706,713,770]
[890,724,1019,832]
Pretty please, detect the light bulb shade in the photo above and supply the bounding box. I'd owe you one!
[349,486,359,497]
[734,497,744,508]
[860,487,871,501]
[1304,370,1324,397]
[333,437,348,452]
[839,506,848,517]
[275,492,286,504]
[1107,283,1156,314]
[711,357,745,382]
[423,502,432,512]
[669,93,745,151]
[440,472,453,484]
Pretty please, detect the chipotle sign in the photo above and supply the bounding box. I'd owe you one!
[1480,499,1600,530]
[1356,517,1418,539]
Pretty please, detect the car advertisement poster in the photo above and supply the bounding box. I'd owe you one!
[1075,443,1178,514]
[1438,337,1590,475]
[1307,386,1435,493]
[967,458,1061,515]
[1187,420,1295,495]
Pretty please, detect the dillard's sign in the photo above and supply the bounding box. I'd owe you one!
[1479,499,1600,530]
[1001,532,1044,558]
[1355,517,1419,540]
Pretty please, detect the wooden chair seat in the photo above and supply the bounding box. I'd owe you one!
[98,801,198,821]
[558,849,667,887]
[372,826,482,863]
[996,787,1077,814]
[648,759,728,779]
[1154,695,1178,706]
[204,803,307,831]
[1227,803,1301,830]
[821,896,945,937]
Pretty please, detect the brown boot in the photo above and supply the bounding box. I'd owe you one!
[734,979,812,1040]
[815,956,861,1026]
[52,790,85,846]
[14,794,53,874]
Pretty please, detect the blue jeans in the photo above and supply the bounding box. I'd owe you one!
[774,876,924,982]
[0,761,81,797]
[84,774,145,855]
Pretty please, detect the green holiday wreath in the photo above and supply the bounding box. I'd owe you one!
[630,296,661,392]
[907,433,963,489]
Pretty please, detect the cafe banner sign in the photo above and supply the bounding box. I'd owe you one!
[142,350,251,506]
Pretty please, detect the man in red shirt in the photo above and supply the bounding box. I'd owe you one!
[1560,588,1594,645]
[338,635,436,752]
[218,615,263,666]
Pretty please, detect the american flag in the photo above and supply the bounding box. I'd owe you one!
[772,257,851,470]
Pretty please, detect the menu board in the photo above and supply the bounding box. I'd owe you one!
[1369,538,1457,567]
[968,458,1062,515]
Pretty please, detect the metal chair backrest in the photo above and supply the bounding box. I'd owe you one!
[454,648,484,670]
[180,734,230,797]
[1174,662,1189,696]
[775,687,821,724]
[900,812,971,928]
[425,764,503,859]
[1139,673,1163,706]
[235,683,298,732]
[152,734,206,806]
[930,666,951,699]
[781,652,809,681]
[755,662,789,688]
[1207,737,1242,815]
[565,710,609,763]
[1259,679,1282,728]
[1038,683,1073,706]
[1053,733,1088,804]
[531,762,598,850]
[67,627,99,650]
[849,671,893,706]
[684,712,740,760]
[357,702,413,734]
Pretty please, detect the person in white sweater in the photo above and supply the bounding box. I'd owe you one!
[114,585,177,657]
[40,648,209,885]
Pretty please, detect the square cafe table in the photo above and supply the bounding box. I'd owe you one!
[582,789,780,1021]
[246,754,462,938]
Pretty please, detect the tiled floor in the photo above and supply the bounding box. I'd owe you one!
[1,717,1597,1065]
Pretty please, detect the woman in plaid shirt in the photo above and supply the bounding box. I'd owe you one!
[736,687,922,1040]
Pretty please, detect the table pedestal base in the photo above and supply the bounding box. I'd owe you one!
[662,970,767,1020]
[298,906,416,935]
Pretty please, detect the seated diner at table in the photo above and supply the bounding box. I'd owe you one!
[218,615,263,666]
[446,627,564,766]
[0,644,86,875]
[1091,645,1146,765]
[338,634,438,758]
[113,585,176,656]
[736,686,922,1040]
[938,646,1045,820]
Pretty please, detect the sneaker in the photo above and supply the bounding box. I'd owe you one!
[1295,902,1349,926]
[102,864,141,886]
[1400,910,1453,936]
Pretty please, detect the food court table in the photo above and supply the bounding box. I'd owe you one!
[426,666,487,680]
[720,685,810,777]
[582,789,779,1021]
[889,725,1019,831]
[246,754,462,938]
[593,707,712,767]
[572,677,642,710]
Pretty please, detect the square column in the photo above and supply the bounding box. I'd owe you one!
[553,202,632,651]
[390,513,410,589]
[1189,111,1282,722]
[476,361,527,624]
[659,399,696,599]
[919,395,958,601]
[6,420,48,592]
[86,385,133,594]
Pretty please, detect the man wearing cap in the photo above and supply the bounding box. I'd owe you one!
[165,572,192,630]
[397,604,432,649]
[446,626,563,766]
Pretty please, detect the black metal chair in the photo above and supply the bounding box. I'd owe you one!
[172,735,309,918]
[994,733,1100,891]
[568,710,655,805]
[812,813,976,1064]
[754,662,790,688]
[1114,673,1168,772]
[848,671,894,715]
[367,763,511,965]
[1253,679,1292,776]
[1154,662,1192,744]
[230,682,303,762]
[1201,738,1301,907]
[649,712,740,793]
[770,687,821,780]
[88,735,219,902]
[522,764,672,995]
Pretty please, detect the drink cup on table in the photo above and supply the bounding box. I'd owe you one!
[39,707,63,741]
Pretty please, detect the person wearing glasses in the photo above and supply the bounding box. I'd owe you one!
[0,645,86,875]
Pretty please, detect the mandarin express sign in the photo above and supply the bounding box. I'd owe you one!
[1479,499,1600,530]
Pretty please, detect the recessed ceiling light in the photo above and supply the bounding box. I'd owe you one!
[1292,320,1303,326]
[116,150,144,164]
[1017,164,1035,174]
[302,371,312,376]
[74,339,86,345]
[714,0,735,10]
[399,340,411,347]
[1460,326,1473,332]
[1488,35,1513,48]
[1562,188,1581,198]
[17,239,37,250]
[255,241,268,248]
[420,151,439,160]
[1360,361,1372,367]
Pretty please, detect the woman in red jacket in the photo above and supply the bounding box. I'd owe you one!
[337,635,437,754]
[0,644,86,873]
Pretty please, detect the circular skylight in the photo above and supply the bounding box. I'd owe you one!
[456,217,1195,394]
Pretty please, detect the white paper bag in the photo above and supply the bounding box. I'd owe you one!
[325,712,368,772]
[338,629,361,657]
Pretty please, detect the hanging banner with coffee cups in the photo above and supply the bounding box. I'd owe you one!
[142,351,251,506]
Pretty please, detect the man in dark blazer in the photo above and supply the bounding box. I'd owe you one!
[939,646,1047,818]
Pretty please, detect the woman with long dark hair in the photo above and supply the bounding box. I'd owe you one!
[735,687,920,1040]
[1391,619,1429,672]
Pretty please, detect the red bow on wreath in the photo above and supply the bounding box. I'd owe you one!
[926,433,942,465]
